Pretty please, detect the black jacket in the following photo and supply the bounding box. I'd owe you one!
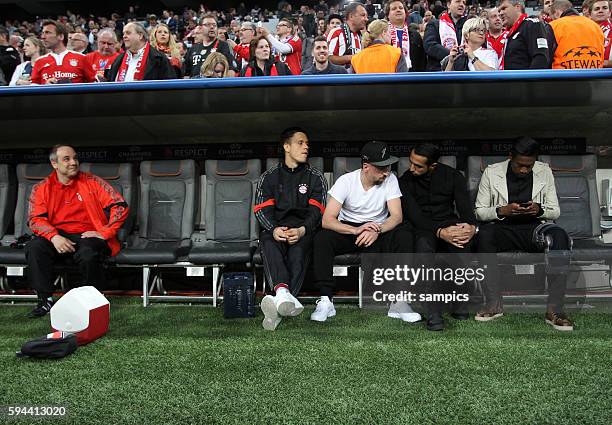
[399,163,476,233]
[254,162,327,235]
[423,16,467,71]
[105,45,175,81]
[0,45,20,85]
[504,17,555,70]
[240,59,291,77]
[408,25,427,72]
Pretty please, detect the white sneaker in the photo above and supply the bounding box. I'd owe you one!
[387,300,422,323]
[275,289,304,317]
[310,296,336,322]
[261,295,281,331]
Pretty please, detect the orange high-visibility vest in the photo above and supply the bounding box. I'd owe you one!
[550,15,605,69]
[351,43,402,74]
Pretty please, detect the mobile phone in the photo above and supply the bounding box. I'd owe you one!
[519,202,531,208]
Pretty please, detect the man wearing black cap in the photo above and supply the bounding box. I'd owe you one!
[310,141,412,322]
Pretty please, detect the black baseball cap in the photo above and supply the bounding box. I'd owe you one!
[361,141,398,167]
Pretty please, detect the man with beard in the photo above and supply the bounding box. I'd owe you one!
[255,128,327,331]
[25,145,128,318]
[587,0,612,67]
[424,0,468,71]
[301,36,348,74]
[398,144,477,331]
[32,20,95,84]
[327,2,369,67]
[485,7,509,59]
[497,0,554,69]
[85,28,120,81]
[184,13,237,78]
[475,137,573,331]
[310,141,412,322]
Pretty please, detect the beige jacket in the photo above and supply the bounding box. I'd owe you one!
[475,159,560,222]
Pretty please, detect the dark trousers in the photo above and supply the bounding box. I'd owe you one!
[25,233,111,299]
[313,224,413,298]
[260,230,313,296]
[415,229,474,315]
[477,222,570,311]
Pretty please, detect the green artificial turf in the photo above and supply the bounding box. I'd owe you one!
[0,298,611,425]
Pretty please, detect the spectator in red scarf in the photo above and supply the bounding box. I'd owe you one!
[106,22,174,82]
[240,35,291,76]
[150,23,182,78]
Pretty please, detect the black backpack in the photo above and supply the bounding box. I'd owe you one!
[16,332,77,359]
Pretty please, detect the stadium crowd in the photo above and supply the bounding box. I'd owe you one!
[0,0,610,85]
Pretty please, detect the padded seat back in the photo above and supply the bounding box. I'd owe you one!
[333,157,362,183]
[0,165,16,239]
[80,163,137,242]
[138,160,198,241]
[204,159,261,242]
[16,163,53,238]
[539,155,600,238]
[265,157,324,173]
[467,156,508,204]
[397,155,457,177]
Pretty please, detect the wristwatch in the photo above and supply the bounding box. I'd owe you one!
[471,56,479,64]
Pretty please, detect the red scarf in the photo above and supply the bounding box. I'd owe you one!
[244,63,279,77]
[438,12,462,50]
[600,19,612,60]
[486,30,509,59]
[500,13,527,70]
[389,22,411,69]
[116,42,151,82]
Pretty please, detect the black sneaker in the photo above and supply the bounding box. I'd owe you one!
[28,298,54,318]
[426,313,444,331]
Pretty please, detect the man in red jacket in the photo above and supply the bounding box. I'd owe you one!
[26,145,129,318]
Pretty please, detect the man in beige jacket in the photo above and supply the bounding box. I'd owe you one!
[474,137,573,331]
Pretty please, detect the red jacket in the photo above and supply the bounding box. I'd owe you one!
[28,171,129,256]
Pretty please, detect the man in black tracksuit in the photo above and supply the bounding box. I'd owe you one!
[399,144,477,331]
[254,127,327,330]
[498,0,555,69]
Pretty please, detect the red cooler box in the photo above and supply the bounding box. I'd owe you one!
[50,286,110,346]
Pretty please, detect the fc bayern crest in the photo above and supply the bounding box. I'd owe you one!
[69,59,78,66]
[298,184,308,194]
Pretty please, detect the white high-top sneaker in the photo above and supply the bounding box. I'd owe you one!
[310,296,336,322]
[387,300,422,323]
[261,295,281,331]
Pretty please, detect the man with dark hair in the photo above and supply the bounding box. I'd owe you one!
[259,18,303,74]
[184,14,238,78]
[475,137,573,331]
[424,0,468,71]
[302,36,349,74]
[26,145,129,318]
[106,22,175,81]
[497,0,555,69]
[399,144,477,330]
[254,128,327,330]
[32,20,95,84]
[0,25,20,85]
[327,2,368,67]
[310,141,413,322]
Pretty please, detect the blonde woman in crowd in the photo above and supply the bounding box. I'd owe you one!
[350,19,408,73]
[149,23,182,78]
[10,36,46,86]
[443,17,498,71]
[200,52,230,78]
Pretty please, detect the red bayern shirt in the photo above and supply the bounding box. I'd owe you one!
[85,51,121,79]
[275,35,302,75]
[32,50,96,84]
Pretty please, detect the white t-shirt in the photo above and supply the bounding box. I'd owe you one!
[469,48,499,71]
[328,169,402,224]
